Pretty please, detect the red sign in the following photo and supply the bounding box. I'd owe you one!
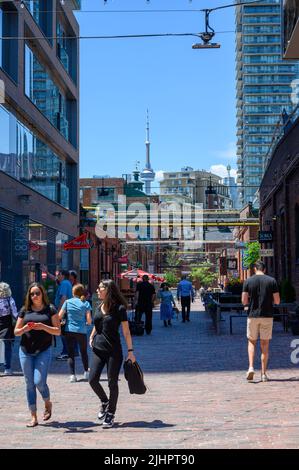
[29,240,40,252]
[117,255,128,263]
[64,233,90,251]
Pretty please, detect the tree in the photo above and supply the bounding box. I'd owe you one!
[190,263,218,288]
[243,241,260,269]
[163,249,181,287]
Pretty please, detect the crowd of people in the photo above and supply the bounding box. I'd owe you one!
[0,261,281,428]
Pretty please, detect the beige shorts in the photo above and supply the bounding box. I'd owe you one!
[247,317,273,341]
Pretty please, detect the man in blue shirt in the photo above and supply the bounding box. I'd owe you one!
[177,275,195,323]
[54,270,73,359]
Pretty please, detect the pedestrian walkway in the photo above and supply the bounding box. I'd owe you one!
[1,299,299,449]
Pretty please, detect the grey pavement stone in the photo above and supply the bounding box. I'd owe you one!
[0,299,299,449]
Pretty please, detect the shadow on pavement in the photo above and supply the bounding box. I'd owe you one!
[42,421,99,433]
[115,420,174,429]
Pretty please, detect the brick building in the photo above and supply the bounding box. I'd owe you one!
[260,113,299,299]
[80,173,161,292]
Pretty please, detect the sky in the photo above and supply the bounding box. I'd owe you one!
[77,0,238,189]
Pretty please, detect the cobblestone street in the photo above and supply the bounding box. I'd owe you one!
[1,299,299,449]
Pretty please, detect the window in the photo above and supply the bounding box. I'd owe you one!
[0,9,2,68]
[0,4,18,81]
[56,19,78,83]
[0,104,74,209]
[95,187,115,202]
[25,44,77,146]
[24,0,53,43]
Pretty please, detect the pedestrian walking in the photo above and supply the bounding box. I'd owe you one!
[242,261,280,382]
[54,270,73,360]
[0,283,18,375]
[177,275,195,322]
[69,270,79,287]
[135,275,156,335]
[158,283,177,327]
[14,283,61,427]
[58,284,92,383]
[199,286,205,302]
[89,279,136,429]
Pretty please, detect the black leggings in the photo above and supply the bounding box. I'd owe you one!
[64,332,89,375]
[89,349,123,414]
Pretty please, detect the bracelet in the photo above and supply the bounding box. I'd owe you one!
[128,349,134,352]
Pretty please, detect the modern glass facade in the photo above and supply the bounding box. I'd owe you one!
[24,0,53,42]
[236,0,299,204]
[25,44,70,141]
[0,104,71,208]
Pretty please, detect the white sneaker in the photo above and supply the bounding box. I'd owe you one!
[246,367,255,381]
[69,375,77,383]
[3,369,13,376]
[261,373,269,382]
[83,371,89,381]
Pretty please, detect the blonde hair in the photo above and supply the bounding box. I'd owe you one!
[0,282,12,299]
[73,284,86,301]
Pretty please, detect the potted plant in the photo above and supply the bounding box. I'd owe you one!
[227,277,243,295]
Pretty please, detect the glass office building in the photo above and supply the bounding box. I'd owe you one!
[236,0,299,205]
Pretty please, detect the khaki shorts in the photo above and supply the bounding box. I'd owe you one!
[247,317,273,341]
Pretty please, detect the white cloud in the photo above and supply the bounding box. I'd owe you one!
[210,164,237,180]
[154,170,165,182]
[213,142,237,160]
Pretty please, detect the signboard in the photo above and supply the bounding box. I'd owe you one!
[64,233,90,250]
[260,249,274,257]
[258,231,273,243]
[226,258,238,271]
[14,215,29,261]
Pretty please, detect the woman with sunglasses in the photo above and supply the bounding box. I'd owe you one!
[14,283,61,427]
[89,279,136,429]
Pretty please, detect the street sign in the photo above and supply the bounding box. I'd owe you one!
[226,258,238,270]
[258,231,273,242]
[260,249,274,257]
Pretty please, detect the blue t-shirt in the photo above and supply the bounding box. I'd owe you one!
[55,279,73,308]
[62,298,91,334]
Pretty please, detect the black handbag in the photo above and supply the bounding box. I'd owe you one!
[123,359,147,394]
[60,301,68,335]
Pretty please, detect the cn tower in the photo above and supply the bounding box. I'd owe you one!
[140,110,155,194]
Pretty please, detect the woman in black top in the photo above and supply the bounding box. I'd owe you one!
[89,279,136,429]
[14,283,61,427]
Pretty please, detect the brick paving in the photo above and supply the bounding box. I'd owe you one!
[1,299,299,449]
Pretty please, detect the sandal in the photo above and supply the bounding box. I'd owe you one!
[43,401,52,421]
[26,420,38,428]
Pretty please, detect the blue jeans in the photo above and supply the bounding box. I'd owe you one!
[19,347,52,412]
[4,339,13,370]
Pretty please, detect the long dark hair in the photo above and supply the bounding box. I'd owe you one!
[24,282,50,311]
[99,279,128,314]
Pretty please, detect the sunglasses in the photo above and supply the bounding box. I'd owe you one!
[30,291,41,297]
